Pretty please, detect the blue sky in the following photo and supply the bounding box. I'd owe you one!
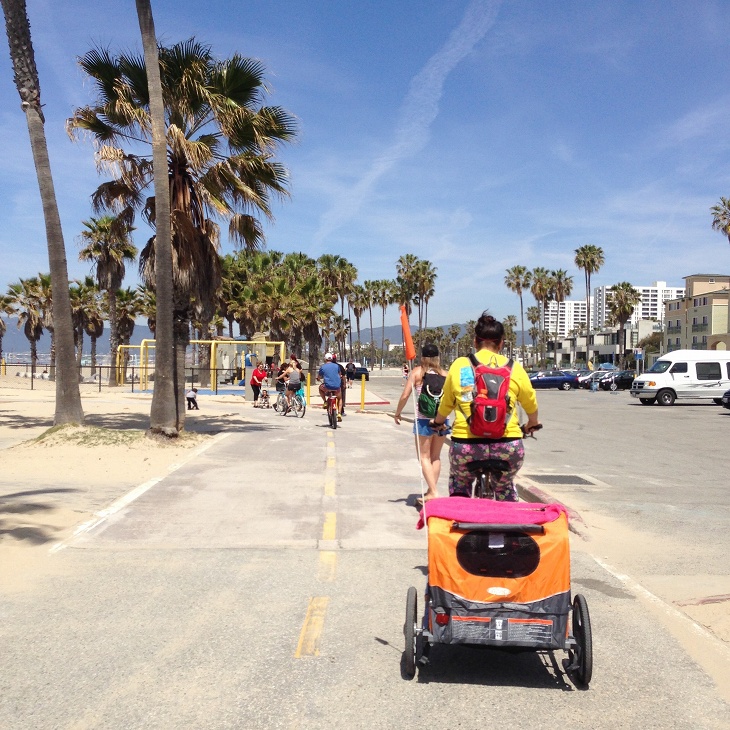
[1,0,729,328]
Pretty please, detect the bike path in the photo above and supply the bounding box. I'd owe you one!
[1,406,727,728]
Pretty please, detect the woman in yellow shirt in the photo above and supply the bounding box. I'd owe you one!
[429,313,540,501]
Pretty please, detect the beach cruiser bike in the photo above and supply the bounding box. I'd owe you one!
[324,388,340,429]
[467,423,543,499]
[276,387,306,418]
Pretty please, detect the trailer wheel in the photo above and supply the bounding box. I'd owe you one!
[639,398,655,405]
[572,594,593,687]
[657,389,676,406]
[403,587,418,679]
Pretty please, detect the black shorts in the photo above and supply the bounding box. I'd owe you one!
[346,373,354,380]
[287,383,300,392]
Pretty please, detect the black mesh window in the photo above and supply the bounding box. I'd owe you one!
[456,531,540,578]
[697,362,721,380]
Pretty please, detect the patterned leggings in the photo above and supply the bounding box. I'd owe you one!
[448,439,525,501]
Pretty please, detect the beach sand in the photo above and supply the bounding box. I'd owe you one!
[0,377,242,592]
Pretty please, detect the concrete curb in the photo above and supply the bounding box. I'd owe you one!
[517,477,588,539]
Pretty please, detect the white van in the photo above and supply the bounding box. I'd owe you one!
[630,349,730,406]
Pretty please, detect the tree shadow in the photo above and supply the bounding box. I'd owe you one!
[0,520,59,545]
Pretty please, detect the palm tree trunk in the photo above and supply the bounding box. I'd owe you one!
[519,293,525,364]
[90,336,97,375]
[2,0,84,424]
[108,289,119,386]
[368,306,375,370]
[136,0,177,436]
[380,308,386,370]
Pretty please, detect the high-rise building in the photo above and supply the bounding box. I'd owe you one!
[593,281,684,329]
[543,298,592,338]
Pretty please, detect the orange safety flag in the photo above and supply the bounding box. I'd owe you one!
[400,305,416,361]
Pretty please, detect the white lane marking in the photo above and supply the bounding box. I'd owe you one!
[49,433,230,553]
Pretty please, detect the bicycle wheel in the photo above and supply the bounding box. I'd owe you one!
[328,404,337,429]
[294,395,306,418]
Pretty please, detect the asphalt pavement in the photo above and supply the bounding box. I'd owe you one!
[1,372,729,728]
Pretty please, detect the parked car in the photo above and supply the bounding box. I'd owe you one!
[720,389,730,409]
[529,370,579,390]
[580,371,611,389]
[599,370,636,391]
[353,366,370,381]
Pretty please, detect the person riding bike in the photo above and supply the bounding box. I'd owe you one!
[281,355,303,412]
[317,353,344,421]
[429,313,540,502]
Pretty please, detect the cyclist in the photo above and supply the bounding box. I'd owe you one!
[281,355,303,412]
[317,353,344,421]
[428,313,540,501]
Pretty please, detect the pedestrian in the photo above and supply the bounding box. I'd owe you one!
[394,344,450,504]
[345,359,356,388]
[250,361,267,407]
[186,387,199,410]
[402,363,409,380]
[428,313,540,502]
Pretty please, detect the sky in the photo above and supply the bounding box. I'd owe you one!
[1,0,730,329]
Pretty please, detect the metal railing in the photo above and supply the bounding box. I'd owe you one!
[691,323,708,333]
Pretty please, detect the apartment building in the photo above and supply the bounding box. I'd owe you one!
[664,274,730,352]
[543,298,592,339]
[593,281,685,329]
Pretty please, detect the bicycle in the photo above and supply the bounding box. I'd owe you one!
[430,421,542,499]
[274,387,287,413]
[324,388,339,429]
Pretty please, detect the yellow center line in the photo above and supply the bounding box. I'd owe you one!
[294,597,329,657]
[322,512,336,541]
[318,551,337,582]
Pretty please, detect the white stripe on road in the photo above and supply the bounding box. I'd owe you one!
[49,433,230,553]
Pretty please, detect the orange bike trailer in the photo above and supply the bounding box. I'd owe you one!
[405,497,592,687]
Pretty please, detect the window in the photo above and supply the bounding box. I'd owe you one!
[670,362,688,373]
[692,336,698,344]
[456,531,540,578]
[697,362,721,380]
[675,338,681,346]
[692,317,697,325]
[703,297,709,306]
[702,316,708,324]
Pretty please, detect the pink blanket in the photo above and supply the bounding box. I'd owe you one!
[416,496,567,530]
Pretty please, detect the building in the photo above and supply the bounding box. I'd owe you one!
[543,298,591,339]
[593,281,685,329]
[664,274,730,352]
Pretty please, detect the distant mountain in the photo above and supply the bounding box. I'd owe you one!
[1,318,154,358]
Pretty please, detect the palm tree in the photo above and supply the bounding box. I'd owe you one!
[414,259,436,344]
[373,279,395,369]
[78,214,137,384]
[710,198,730,245]
[0,294,13,363]
[7,277,44,371]
[503,315,518,358]
[504,265,532,364]
[69,277,99,368]
[115,287,143,383]
[574,245,605,363]
[1,0,83,423]
[69,37,296,431]
[550,269,573,366]
[447,323,461,362]
[607,282,642,368]
[348,284,367,361]
[530,267,552,366]
[35,272,55,377]
[135,0,175,434]
[363,280,377,369]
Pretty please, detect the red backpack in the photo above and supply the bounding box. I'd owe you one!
[464,353,513,438]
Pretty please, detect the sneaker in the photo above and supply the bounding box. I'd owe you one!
[341,411,346,417]
[337,414,342,422]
